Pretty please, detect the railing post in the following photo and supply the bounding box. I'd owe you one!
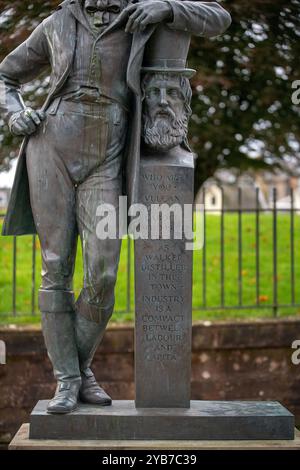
[220,186,225,308]
[238,187,243,306]
[12,236,17,316]
[202,187,207,308]
[31,235,36,315]
[255,187,260,305]
[127,236,131,313]
[273,188,278,318]
[290,188,295,305]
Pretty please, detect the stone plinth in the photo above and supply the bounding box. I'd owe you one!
[10,424,300,450]
[134,147,194,408]
[28,400,294,441]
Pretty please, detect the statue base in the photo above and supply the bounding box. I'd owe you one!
[10,426,300,451]
[26,400,294,441]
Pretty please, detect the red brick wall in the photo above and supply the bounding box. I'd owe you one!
[0,318,299,444]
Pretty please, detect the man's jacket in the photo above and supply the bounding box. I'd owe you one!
[0,0,231,235]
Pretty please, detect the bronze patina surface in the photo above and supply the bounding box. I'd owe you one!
[0,0,231,415]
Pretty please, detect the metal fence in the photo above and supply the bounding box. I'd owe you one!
[0,186,299,318]
[198,186,300,317]
[4,231,38,317]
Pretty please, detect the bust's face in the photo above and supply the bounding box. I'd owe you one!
[142,74,190,151]
[144,75,185,123]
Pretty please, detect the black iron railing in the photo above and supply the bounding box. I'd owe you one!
[5,232,38,316]
[0,186,300,318]
[197,186,300,317]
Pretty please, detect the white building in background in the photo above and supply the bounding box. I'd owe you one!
[200,183,223,213]
[195,170,268,213]
[0,158,17,212]
[0,187,10,211]
[256,172,300,211]
[195,169,300,213]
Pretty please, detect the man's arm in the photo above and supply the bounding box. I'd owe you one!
[166,1,232,37]
[0,22,49,133]
[124,0,231,37]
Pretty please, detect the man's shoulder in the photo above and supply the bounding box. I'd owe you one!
[56,0,75,9]
[42,0,74,29]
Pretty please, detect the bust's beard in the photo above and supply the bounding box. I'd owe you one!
[143,112,188,151]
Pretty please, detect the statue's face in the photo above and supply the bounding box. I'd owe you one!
[144,75,185,123]
[142,74,190,151]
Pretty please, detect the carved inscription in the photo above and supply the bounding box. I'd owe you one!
[136,167,191,363]
[141,173,185,204]
[135,158,194,407]
[139,244,188,362]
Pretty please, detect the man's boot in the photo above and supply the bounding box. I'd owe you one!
[42,312,82,414]
[74,312,112,405]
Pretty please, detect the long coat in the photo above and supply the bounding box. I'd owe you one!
[0,0,231,235]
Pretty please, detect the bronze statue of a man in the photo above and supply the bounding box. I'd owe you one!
[0,0,231,414]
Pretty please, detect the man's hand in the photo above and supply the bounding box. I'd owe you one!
[125,0,173,33]
[9,108,46,136]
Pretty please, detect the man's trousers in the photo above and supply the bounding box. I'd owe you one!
[26,98,127,323]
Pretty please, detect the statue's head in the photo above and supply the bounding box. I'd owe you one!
[141,73,192,152]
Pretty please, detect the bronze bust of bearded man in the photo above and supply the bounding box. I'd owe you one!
[0,0,231,414]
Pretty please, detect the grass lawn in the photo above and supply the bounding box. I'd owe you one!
[1,213,300,325]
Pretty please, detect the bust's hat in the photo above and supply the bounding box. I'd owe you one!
[142,25,196,78]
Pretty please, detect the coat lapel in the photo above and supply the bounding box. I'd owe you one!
[2,5,78,236]
[56,0,155,96]
[42,3,77,110]
[126,25,157,95]
[125,24,158,207]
